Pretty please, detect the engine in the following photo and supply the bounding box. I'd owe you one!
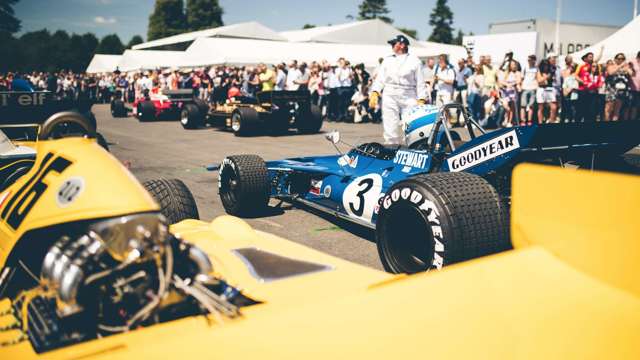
[8,213,256,353]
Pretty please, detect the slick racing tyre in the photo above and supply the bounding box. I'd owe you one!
[376,172,510,274]
[296,104,323,134]
[218,155,269,216]
[268,108,291,135]
[137,101,155,122]
[231,107,260,136]
[193,98,209,118]
[110,99,127,117]
[180,103,204,129]
[143,178,200,224]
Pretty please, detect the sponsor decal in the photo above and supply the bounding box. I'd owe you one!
[323,185,332,198]
[56,177,85,207]
[381,169,390,178]
[381,187,445,270]
[309,179,322,195]
[393,150,428,170]
[401,166,412,173]
[447,130,520,172]
[337,154,359,168]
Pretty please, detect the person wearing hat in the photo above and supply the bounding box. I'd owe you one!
[369,35,427,145]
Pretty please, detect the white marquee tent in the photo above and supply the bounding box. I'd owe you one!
[85,54,122,73]
[117,50,185,72]
[132,21,286,50]
[180,37,460,70]
[572,16,640,61]
[280,19,418,45]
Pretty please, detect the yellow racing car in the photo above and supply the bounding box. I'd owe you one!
[0,108,638,358]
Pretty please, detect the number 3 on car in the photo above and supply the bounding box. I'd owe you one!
[342,173,382,223]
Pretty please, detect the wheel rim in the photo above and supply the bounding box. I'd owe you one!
[382,201,434,273]
[220,165,239,206]
[181,110,189,125]
[231,113,241,132]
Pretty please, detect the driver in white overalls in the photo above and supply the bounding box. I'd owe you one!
[369,35,427,145]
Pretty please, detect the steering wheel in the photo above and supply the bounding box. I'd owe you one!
[355,142,384,158]
[38,111,96,140]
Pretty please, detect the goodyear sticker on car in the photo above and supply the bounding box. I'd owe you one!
[447,130,520,172]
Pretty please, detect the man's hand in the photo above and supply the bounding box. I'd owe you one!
[369,91,380,109]
[417,99,426,105]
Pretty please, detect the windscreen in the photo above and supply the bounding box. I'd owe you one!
[0,130,16,154]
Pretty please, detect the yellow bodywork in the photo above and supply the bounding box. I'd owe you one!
[0,134,639,359]
[0,138,158,266]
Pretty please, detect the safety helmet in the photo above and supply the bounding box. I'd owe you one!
[403,104,438,147]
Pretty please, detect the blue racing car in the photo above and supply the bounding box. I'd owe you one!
[218,103,640,274]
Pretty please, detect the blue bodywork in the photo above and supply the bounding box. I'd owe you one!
[264,105,640,229]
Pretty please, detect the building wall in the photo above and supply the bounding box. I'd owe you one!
[489,19,619,58]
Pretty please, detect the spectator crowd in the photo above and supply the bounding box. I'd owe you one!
[1,48,639,126]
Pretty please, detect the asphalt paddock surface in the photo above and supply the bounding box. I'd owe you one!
[96,104,385,269]
[95,104,640,271]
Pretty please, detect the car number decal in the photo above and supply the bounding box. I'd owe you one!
[1,152,72,230]
[342,173,382,223]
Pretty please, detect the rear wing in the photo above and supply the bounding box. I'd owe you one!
[163,89,194,102]
[0,91,92,126]
[256,90,310,105]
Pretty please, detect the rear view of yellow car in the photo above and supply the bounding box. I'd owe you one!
[0,98,639,358]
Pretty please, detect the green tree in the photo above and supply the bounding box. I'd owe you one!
[0,0,21,33]
[186,0,223,31]
[148,0,187,41]
[127,35,144,48]
[18,29,52,71]
[0,31,19,71]
[96,34,124,55]
[454,29,464,45]
[397,27,417,39]
[302,24,316,29]
[428,0,454,44]
[357,0,392,24]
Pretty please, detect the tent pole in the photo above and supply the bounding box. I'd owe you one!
[555,0,562,55]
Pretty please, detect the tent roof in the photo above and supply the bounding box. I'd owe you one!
[572,17,640,62]
[132,21,286,50]
[117,50,185,72]
[85,54,122,73]
[280,19,418,45]
[416,41,469,60]
[180,37,459,70]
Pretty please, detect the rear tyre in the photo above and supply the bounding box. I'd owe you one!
[218,155,269,217]
[143,178,200,224]
[376,172,510,274]
[110,99,127,117]
[180,103,204,129]
[231,107,260,136]
[296,104,323,134]
[137,101,155,122]
[193,98,209,118]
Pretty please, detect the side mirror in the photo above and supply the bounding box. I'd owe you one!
[325,130,340,145]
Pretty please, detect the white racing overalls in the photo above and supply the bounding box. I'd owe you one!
[371,53,427,145]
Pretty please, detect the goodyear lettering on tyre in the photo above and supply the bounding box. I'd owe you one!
[381,187,445,269]
[218,158,236,189]
[447,130,520,172]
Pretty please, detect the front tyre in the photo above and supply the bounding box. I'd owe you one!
[143,178,200,224]
[218,155,269,216]
[376,172,510,274]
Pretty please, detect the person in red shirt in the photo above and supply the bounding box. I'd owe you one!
[575,52,597,122]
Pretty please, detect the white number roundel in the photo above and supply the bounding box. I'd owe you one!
[342,173,383,223]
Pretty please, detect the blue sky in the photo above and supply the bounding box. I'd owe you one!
[14,0,634,42]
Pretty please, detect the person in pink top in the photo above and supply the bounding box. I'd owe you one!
[628,51,640,120]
